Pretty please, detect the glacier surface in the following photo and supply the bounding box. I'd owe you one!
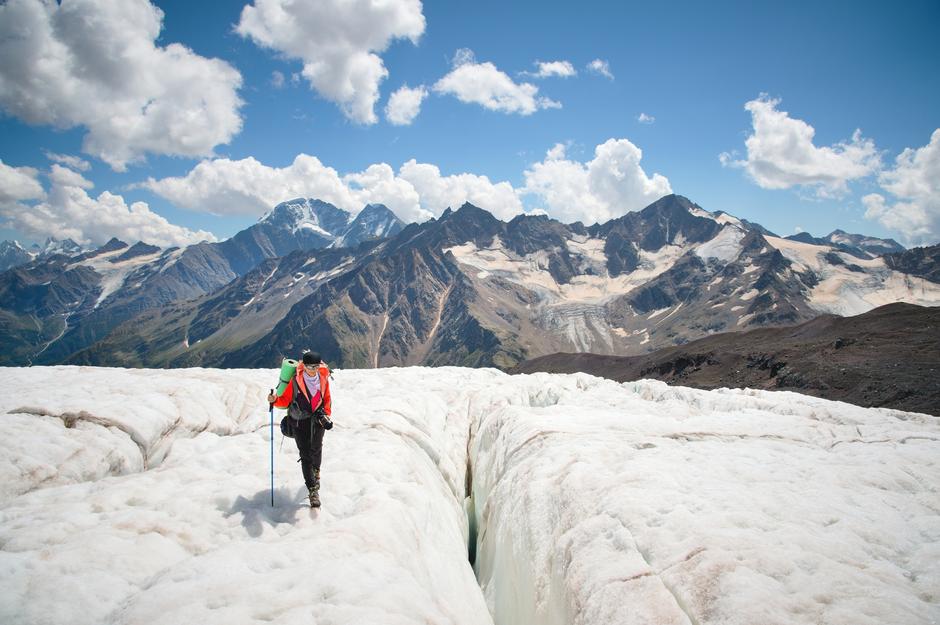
[1,366,938,624]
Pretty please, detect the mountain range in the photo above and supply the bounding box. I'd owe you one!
[0,200,403,365]
[2,194,938,370]
[0,237,85,272]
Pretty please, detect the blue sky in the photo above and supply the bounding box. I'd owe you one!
[1,0,938,249]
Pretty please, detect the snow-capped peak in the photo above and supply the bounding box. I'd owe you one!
[259,198,353,239]
[686,204,743,228]
[42,237,84,256]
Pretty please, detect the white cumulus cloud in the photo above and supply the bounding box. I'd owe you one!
[863,128,940,246]
[142,138,673,229]
[398,160,523,220]
[0,160,46,203]
[722,95,881,198]
[586,59,614,80]
[140,155,359,218]
[433,49,561,115]
[637,113,655,124]
[0,0,243,171]
[524,60,577,79]
[385,85,429,125]
[342,162,425,222]
[522,140,672,225]
[236,0,425,125]
[140,153,523,224]
[0,164,214,248]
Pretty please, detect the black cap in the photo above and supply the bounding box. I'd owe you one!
[302,351,321,365]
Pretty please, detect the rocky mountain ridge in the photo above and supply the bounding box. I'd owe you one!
[785,229,905,259]
[54,195,940,370]
[0,200,403,365]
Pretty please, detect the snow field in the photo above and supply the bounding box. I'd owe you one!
[1,366,939,624]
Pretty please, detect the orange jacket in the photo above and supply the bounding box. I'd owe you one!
[274,363,332,416]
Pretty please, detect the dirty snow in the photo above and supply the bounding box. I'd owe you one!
[765,236,940,316]
[445,237,688,305]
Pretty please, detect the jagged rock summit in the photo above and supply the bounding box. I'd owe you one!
[0,240,32,272]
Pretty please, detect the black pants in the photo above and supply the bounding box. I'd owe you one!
[293,417,325,489]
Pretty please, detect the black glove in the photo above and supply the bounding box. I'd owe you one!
[314,407,333,430]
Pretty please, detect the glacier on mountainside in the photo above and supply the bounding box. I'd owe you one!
[1,366,938,625]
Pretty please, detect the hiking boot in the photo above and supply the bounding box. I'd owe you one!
[308,485,320,508]
[308,468,321,508]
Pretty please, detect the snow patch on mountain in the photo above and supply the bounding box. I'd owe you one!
[695,224,746,262]
[242,265,281,309]
[565,235,608,274]
[811,271,940,316]
[687,205,743,228]
[297,221,331,237]
[156,247,186,273]
[446,237,689,305]
[68,245,163,308]
[766,236,940,315]
[311,257,356,282]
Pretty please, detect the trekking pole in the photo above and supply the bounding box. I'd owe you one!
[269,389,275,507]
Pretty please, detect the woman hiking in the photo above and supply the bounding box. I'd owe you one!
[268,351,333,507]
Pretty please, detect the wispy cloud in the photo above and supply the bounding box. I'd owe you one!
[521,60,577,79]
[43,151,91,172]
[586,59,614,80]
